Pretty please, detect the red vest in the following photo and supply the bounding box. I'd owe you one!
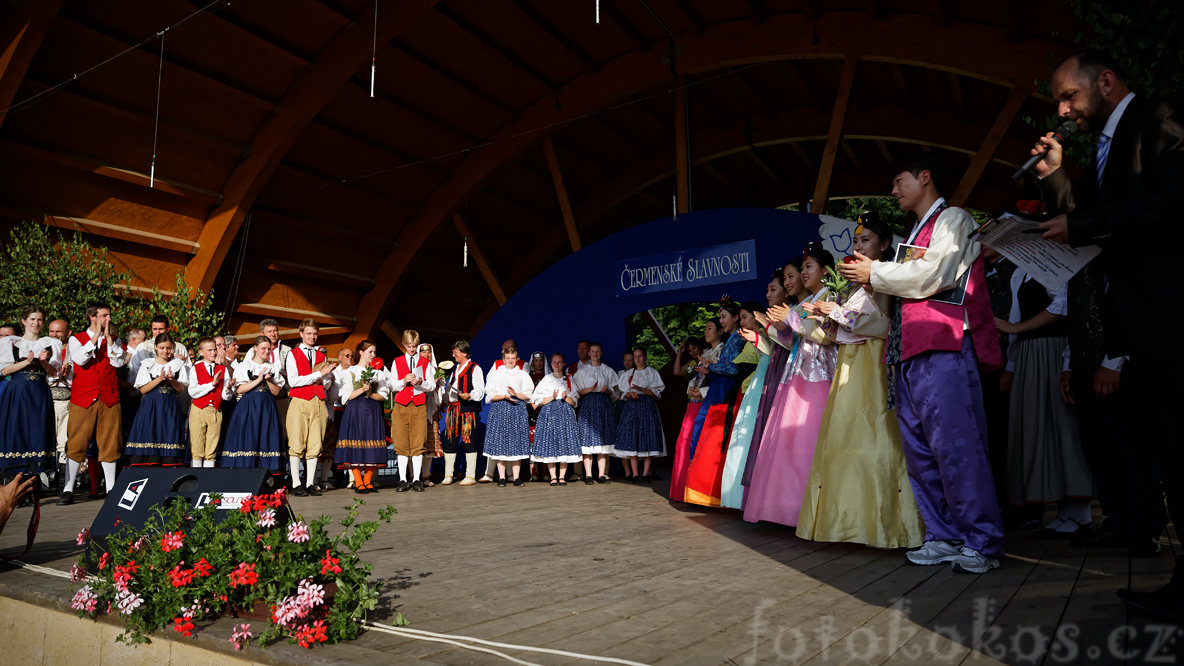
[899,207,1003,371]
[393,354,431,407]
[191,362,226,410]
[70,331,119,408]
[288,346,327,401]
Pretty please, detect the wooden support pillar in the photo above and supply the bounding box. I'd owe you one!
[641,309,677,360]
[542,136,582,251]
[452,213,507,305]
[674,81,690,215]
[950,85,1030,206]
[811,55,858,213]
[381,320,406,354]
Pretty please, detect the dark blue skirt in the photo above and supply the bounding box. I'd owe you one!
[531,400,582,462]
[576,392,615,454]
[0,371,54,473]
[125,385,186,466]
[220,386,283,472]
[484,400,530,460]
[613,395,664,457]
[334,397,388,468]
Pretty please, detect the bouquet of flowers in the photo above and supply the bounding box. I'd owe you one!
[71,493,402,650]
[353,365,377,395]
[434,360,455,381]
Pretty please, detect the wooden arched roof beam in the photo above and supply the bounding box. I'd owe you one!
[184,0,440,293]
[0,0,63,131]
[348,10,1070,346]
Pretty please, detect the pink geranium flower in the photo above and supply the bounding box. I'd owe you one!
[286,521,309,543]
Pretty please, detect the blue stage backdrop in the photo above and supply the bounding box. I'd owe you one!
[469,208,858,369]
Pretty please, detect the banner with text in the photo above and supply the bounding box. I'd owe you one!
[616,240,757,297]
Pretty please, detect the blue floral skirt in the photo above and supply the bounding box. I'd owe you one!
[613,395,665,457]
[576,392,615,455]
[531,400,582,463]
[484,400,531,460]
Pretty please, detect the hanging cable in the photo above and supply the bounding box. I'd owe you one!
[1,0,235,116]
[222,211,252,325]
[370,1,378,98]
[149,32,167,188]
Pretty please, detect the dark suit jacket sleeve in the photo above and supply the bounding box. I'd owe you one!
[1045,99,1184,247]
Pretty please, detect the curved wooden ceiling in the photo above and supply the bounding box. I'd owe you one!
[0,0,1075,351]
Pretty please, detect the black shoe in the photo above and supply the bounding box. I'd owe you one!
[583,477,595,485]
[354,487,366,495]
[367,484,380,493]
[395,481,410,492]
[291,485,308,497]
[56,491,73,506]
[623,475,634,483]
[639,474,653,484]
[306,485,322,497]
[1129,537,1162,558]
[597,475,611,484]
[497,479,507,487]
[630,475,642,484]
[411,480,424,492]
[88,490,107,502]
[513,478,525,487]
[1118,585,1184,622]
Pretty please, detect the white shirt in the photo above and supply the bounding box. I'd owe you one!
[129,338,190,378]
[68,329,126,368]
[0,335,63,374]
[532,373,579,408]
[285,344,333,390]
[616,366,664,398]
[446,359,485,403]
[327,364,353,408]
[574,363,616,394]
[187,359,235,400]
[234,357,286,389]
[339,364,390,404]
[1004,269,1069,373]
[389,353,437,397]
[133,358,189,389]
[484,365,535,404]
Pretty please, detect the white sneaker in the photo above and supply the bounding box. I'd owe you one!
[950,546,1000,574]
[905,540,962,566]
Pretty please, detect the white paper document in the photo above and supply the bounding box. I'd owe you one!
[975,213,1100,291]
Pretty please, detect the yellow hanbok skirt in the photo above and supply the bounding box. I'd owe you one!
[796,338,924,549]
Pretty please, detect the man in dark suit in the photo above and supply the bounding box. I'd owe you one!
[1031,50,1184,621]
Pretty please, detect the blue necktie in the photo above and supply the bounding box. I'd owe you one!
[1096,133,1111,190]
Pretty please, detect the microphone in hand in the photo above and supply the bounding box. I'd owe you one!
[1012,120,1077,180]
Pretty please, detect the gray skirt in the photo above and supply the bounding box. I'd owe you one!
[1006,335,1093,504]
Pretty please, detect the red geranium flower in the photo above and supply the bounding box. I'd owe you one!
[320,550,343,575]
[229,562,258,587]
[192,558,214,577]
[160,531,185,553]
[173,616,195,637]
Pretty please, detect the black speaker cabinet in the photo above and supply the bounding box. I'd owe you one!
[88,467,289,548]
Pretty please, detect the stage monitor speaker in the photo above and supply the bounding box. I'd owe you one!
[88,468,287,548]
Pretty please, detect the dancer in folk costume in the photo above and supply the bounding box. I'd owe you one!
[388,329,436,492]
[284,319,337,496]
[187,337,235,468]
[221,336,286,475]
[532,352,583,486]
[744,243,838,528]
[667,336,704,500]
[574,341,617,485]
[613,348,665,483]
[0,307,62,477]
[335,339,390,494]
[417,342,442,487]
[797,214,924,549]
[483,345,535,487]
[125,333,189,466]
[441,340,484,486]
[839,159,1004,573]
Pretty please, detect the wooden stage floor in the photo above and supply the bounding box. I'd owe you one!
[2,473,1181,665]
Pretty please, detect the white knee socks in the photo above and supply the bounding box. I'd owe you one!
[411,455,423,481]
[443,452,457,478]
[101,461,117,491]
[397,455,409,481]
[305,459,318,488]
[464,452,478,479]
[290,457,303,486]
[64,459,81,494]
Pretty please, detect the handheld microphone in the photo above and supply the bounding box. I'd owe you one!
[1011,120,1077,180]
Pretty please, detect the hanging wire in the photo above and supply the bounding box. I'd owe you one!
[149,32,167,188]
[222,211,252,324]
[596,0,600,24]
[1,0,234,117]
[370,1,378,98]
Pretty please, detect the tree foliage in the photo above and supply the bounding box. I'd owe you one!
[628,302,720,370]
[0,220,223,344]
[0,221,132,331]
